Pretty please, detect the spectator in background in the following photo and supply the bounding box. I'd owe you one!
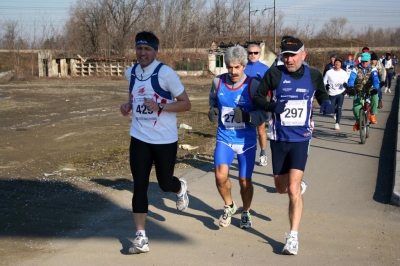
[382,53,395,93]
[380,55,385,63]
[370,52,386,109]
[244,43,270,167]
[342,54,356,78]
[355,47,370,65]
[393,54,398,79]
[323,54,337,76]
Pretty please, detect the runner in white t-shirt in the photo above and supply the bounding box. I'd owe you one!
[120,31,191,255]
[323,58,349,130]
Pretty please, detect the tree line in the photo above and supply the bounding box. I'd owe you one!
[1,0,399,58]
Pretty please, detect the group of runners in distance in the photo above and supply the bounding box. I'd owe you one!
[120,31,394,256]
[323,47,397,131]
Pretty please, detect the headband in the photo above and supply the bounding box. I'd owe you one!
[136,40,158,50]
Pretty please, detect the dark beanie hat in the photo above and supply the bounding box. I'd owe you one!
[334,58,342,64]
[370,53,378,61]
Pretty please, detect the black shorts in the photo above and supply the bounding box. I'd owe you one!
[270,140,310,175]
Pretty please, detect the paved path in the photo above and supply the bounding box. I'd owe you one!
[11,83,400,266]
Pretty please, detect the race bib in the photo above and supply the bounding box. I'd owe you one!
[133,96,158,123]
[221,106,245,130]
[280,100,307,126]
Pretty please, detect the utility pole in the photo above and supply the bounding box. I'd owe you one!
[261,1,276,52]
[248,1,259,42]
[274,0,276,52]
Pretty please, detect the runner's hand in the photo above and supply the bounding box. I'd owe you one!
[370,89,378,95]
[233,107,250,123]
[208,107,219,122]
[346,86,356,96]
[120,102,132,116]
[325,84,330,90]
[319,100,334,115]
[343,83,348,89]
[272,100,288,114]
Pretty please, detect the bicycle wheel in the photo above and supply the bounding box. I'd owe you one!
[359,108,367,144]
[366,106,370,138]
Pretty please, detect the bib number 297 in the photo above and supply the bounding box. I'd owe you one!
[280,100,307,126]
[283,107,303,118]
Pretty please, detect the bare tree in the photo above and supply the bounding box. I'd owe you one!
[103,0,147,55]
[65,0,115,55]
[317,17,348,39]
[206,0,247,40]
[1,21,19,49]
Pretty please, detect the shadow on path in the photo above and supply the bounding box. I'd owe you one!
[373,78,399,204]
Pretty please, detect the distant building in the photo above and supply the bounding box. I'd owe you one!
[38,50,135,78]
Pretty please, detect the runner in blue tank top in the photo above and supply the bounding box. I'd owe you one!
[253,37,334,255]
[208,45,268,229]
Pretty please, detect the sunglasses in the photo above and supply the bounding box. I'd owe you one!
[248,52,259,55]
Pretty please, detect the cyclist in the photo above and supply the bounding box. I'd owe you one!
[346,52,380,131]
[323,58,348,130]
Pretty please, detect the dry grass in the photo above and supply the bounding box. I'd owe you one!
[60,76,216,180]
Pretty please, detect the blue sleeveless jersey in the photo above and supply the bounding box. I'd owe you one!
[216,74,257,145]
[269,66,314,142]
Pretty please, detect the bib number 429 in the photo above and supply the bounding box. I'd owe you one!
[136,104,153,114]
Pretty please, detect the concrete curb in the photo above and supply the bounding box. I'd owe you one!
[391,76,400,206]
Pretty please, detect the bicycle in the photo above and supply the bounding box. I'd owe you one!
[358,89,372,144]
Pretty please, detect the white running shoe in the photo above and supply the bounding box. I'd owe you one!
[334,123,340,130]
[384,87,388,93]
[333,114,336,121]
[129,233,149,254]
[301,180,307,195]
[389,88,392,93]
[282,233,299,255]
[239,211,252,229]
[176,178,189,211]
[219,201,237,227]
[259,154,268,166]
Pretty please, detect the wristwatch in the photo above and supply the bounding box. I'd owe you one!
[158,103,164,111]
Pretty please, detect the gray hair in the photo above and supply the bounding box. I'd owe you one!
[247,43,261,50]
[224,45,248,66]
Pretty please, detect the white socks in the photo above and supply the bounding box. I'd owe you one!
[176,185,186,197]
[136,230,146,237]
[290,230,298,239]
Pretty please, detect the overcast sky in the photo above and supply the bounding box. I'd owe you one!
[0,0,399,33]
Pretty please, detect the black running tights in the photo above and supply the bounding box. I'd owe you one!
[129,137,181,213]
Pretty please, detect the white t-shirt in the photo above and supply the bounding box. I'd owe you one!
[125,60,185,144]
[384,59,393,69]
[323,69,348,96]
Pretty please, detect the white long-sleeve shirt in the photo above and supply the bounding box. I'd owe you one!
[323,68,348,96]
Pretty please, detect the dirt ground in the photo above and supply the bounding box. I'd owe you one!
[0,75,215,265]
